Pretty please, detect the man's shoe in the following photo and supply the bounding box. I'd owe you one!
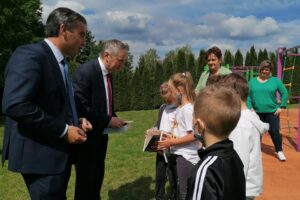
[277,151,286,161]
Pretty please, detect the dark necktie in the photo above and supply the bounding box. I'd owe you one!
[62,59,79,126]
[106,73,113,116]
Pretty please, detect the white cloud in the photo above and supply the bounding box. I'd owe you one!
[104,11,151,33]
[41,0,299,66]
[42,0,86,22]
[195,14,279,39]
[224,16,279,38]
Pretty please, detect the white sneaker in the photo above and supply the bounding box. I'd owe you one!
[277,151,286,161]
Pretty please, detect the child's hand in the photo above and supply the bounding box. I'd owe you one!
[161,132,172,140]
[158,136,176,149]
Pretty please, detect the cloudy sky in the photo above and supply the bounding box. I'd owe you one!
[42,0,300,66]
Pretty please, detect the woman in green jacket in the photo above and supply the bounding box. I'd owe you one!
[247,60,288,161]
[195,46,231,93]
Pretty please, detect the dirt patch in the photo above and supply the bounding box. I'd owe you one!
[257,108,300,200]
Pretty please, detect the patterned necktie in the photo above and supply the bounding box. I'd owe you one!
[62,59,79,126]
[106,73,113,116]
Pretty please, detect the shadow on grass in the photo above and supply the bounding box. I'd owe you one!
[108,176,154,200]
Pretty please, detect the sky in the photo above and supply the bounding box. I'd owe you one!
[41,0,300,66]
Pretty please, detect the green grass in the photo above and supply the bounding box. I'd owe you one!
[0,110,159,200]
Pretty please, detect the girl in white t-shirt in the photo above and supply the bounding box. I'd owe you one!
[159,72,200,200]
[154,82,178,200]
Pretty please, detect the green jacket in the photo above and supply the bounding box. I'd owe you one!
[195,66,232,93]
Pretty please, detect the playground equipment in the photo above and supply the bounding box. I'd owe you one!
[277,45,300,151]
[230,65,259,81]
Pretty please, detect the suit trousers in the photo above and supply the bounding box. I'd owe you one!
[22,162,72,200]
[75,134,108,200]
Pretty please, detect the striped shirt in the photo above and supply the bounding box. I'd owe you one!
[186,139,245,200]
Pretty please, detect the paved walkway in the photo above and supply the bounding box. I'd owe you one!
[257,109,300,200]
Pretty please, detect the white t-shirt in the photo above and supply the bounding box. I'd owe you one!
[159,105,176,133]
[229,109,267,197]
[170,103,200,164]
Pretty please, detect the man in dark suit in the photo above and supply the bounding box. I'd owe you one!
[73,39,129,200]
[1,7,92,200]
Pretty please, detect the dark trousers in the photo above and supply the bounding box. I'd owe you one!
[258,112,283,152]
[75,134,108,200]
[169,154,194,200]
[155,152,177,200]
[22,163,72,200]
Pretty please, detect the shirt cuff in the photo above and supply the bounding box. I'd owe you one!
[59,124,68,138]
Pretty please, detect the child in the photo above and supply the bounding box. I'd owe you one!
[220,73,269,200]
[159,72,200,200]
[155,82,177,200]
[186,85,245,200]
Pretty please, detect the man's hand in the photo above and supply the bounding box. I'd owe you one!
[64,125,87,144]
[79,118,93,132]
[109,117,125,128]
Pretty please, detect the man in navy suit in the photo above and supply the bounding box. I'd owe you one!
[73,39,129,200]
[2,7,92,200]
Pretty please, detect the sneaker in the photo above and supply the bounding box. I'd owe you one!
[277,151,286,161]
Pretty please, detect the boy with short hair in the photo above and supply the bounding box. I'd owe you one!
[186,85,245,200]
[221,73,268,200]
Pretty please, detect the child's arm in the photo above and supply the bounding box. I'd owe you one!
[158,131,195,149]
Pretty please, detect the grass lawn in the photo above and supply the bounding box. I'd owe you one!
[0,110,159,200]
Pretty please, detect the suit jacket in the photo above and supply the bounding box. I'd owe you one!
[1,41,72,174]
[73,59,115,138]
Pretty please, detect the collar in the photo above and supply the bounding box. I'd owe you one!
[198,139,234,159]
[44,38,64,63]
[98,57,109,76]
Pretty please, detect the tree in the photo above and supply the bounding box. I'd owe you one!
[234,49,243,66]
[163,50,176,80]
[113,53,133,111]
[153,61,164,108]
[186,53,196,83]
[245,52,251,66]
[263,48,269,61]
[131,56,144,110]
[249,45,258,66]
[176,49,186,72]
[269,52,277,75]
[196,49,206,79]
[0,0,44,113]
[257,49,264,65]
[223,49,234,66]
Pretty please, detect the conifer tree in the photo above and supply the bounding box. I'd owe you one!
[196,49,207,78]
[153,61,164,108]
[176,49,186,72]
[223,49,234,66]
[258,49,264,65]
[234,49,243,66]
[245,51,251,66]
[249,45,258,66]
[186,53,196,83]
[163,51,176,80]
